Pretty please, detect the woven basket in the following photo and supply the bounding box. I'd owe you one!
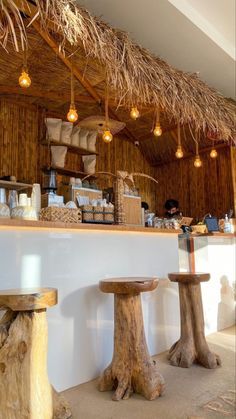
[40,207,82,223]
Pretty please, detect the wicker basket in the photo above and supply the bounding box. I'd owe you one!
[40,207,82,223]
[93,208,104,222]
[104,207,114,222]
[81,205,94,222]
[191,224,207,233]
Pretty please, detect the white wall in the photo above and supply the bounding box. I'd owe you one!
[0,228,180,391]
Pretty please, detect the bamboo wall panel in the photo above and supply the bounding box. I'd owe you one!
[0,98,38,183]
[154,146,234,220]
[96,134,157,211]
[0,97,234,220]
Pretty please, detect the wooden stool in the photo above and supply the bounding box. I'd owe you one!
[168,273,221,369]
[98,277,165,401]
[0,288,71,419]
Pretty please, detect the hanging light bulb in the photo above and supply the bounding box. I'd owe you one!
[19,49,31,88]
[67,64,78,123]
[19,69,31,88]
[210,148,218,158]
[175,146,183,159]
[67,104,78,122]
[194,155,202,168]
[192,131,202,168]
[153,106,162,137]
[130,106,140,120]
[175,122,183,158]
[102,129,113,143]
[153,123,162,137]
[102,84,113,143]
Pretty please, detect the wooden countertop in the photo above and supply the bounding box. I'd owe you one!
[0,219,181,234]
[180,232,236,238]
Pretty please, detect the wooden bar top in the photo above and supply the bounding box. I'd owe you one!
[0,218,181,234]
[0,220,235,237]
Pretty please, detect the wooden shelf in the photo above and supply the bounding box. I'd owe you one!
[41,140,98,156]
[42,166,97,179]
[0,180,32,191]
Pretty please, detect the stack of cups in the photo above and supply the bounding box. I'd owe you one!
[0,188,6,204]
[31,184,41,219]
[19,193,28,206]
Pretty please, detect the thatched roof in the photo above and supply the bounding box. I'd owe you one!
[0,0,235,143]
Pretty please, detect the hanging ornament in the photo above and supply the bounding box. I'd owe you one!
[175,122,184,158]
[67,64,78,123]
[130,107,140,120]
[153,106,162,137]
[19,50,31,88]
[210,148,218,158]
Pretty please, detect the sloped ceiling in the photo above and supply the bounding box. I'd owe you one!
[81,0,235,99]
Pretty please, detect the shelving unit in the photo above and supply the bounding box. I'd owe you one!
[49,166,86,178]
[0,180,32,191]
[41,140,98,156]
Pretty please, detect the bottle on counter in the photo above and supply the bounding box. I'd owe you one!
[223,214,231,233]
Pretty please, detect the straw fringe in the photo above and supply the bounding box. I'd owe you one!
[1,0,236,140]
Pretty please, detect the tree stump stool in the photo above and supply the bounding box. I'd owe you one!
[0,288,71,419]
[98,277,165,401]
[168,273,221,369]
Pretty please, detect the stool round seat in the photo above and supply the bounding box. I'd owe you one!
[99,277,158,294]
[168,272,210,284]
[0,287,58,311]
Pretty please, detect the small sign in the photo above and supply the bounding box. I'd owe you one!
[205,217,219,232]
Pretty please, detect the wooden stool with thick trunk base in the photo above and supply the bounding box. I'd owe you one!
[98,277,165,401]
[168,273,221,369]
[0,288,72,419]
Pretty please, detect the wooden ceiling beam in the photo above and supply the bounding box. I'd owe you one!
[0,86,97,104]
[31,20,101,103]
[31,21,137,142]
[11,1,140,143]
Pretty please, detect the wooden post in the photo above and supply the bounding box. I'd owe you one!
[98,277,165,400]
[0,289,71,419]
[168,274,221,368]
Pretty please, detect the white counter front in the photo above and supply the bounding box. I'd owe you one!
[0,224,181,391]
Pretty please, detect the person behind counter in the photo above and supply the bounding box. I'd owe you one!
[164,199,181,219]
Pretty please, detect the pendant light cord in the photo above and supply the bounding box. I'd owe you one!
[105,81,109,129]
[189,124,200,155]
[71,65,75,107]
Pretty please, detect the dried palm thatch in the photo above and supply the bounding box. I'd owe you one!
[0,0,235,140]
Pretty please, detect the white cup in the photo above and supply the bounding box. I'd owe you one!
[19,193,28,206]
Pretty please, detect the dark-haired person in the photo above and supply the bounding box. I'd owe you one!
[164,199,181,218]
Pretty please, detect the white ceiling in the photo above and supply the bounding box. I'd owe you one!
[81,0,236,99]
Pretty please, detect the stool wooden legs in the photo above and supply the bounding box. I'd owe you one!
[168,282,221,368]
[0,309,71,419]
[99,293,165,400]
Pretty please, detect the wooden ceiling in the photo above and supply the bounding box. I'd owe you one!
[0,19,228,166]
